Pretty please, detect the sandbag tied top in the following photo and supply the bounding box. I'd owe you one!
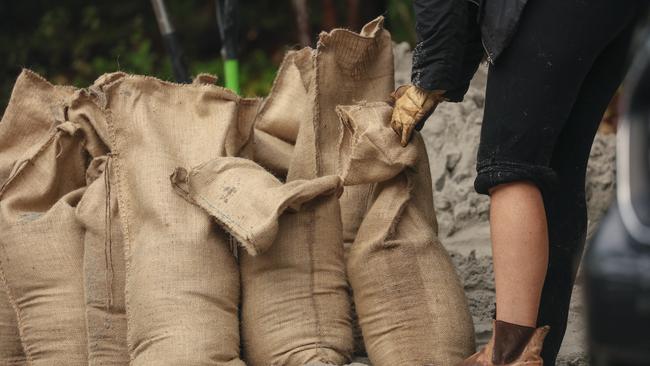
[93,72,257,366]
[171,157,343,256]
[309,16,395,180]
[336,102,418,186]
[0,71,91,365]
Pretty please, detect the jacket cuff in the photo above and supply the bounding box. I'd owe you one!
[411,65,456,93]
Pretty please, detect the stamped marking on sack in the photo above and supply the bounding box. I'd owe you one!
[219,186,237,203]
[19,212,43,223]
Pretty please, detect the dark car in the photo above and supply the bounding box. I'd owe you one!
[585,22,650,366]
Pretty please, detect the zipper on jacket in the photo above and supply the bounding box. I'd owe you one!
[482,38,494,64]
[469,0,493,64]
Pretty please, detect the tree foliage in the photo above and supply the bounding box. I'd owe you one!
[0,0,415,112]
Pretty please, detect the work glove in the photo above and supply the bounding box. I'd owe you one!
[390,84,446,146]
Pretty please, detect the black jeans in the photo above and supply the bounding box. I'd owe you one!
[474,0,643,364]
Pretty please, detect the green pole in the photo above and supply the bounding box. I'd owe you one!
[216,0,240,94]
[224,59,240,94]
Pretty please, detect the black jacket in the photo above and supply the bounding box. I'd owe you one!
[411,0,528,101]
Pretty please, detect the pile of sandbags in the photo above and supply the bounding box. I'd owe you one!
[0,69,254,366]
[0,17,474,366]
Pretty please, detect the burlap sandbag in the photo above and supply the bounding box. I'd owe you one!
[241,195,351,366]
[76,155,128,366]
[0,71,89,365]
[312,17,396,357]
[313,17,395,249]
[171,157,352,364]
[0,71,57,366]
[338,103,475,366]
[89,73,258,365]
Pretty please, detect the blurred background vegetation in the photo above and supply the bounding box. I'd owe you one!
[0,0,416,112]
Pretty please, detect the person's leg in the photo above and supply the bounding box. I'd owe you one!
[470,0,641,363]
[489,181,548,328]
[538,20,639,365]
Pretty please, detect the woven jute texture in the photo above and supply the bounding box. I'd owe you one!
[0,71,57,366]
[0,70,89,365]
[339,103,476,366]
[252,48,312,178]
[92,72,258,366]
[75,155,128,366]
[241,194,351,366]
[0,288,24,366]
[171,157,343,256]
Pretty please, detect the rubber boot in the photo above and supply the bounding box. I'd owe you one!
[459,320,550,365]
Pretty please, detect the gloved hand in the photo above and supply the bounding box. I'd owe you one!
[390,85,446,146]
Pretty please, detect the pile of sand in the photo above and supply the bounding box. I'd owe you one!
[346,44,616,365]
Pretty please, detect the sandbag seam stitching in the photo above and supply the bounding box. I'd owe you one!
[308,46,327,362]
[96,92,137,362]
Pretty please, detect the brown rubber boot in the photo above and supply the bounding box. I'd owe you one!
[459,320,550,365]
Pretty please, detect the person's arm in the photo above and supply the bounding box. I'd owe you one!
[391,0,483,146]
[411,0,468,93]
[440,1,484,102]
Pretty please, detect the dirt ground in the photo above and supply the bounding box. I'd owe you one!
[343,44,617,365]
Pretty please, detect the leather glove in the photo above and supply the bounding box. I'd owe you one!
[390,85,446,146]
